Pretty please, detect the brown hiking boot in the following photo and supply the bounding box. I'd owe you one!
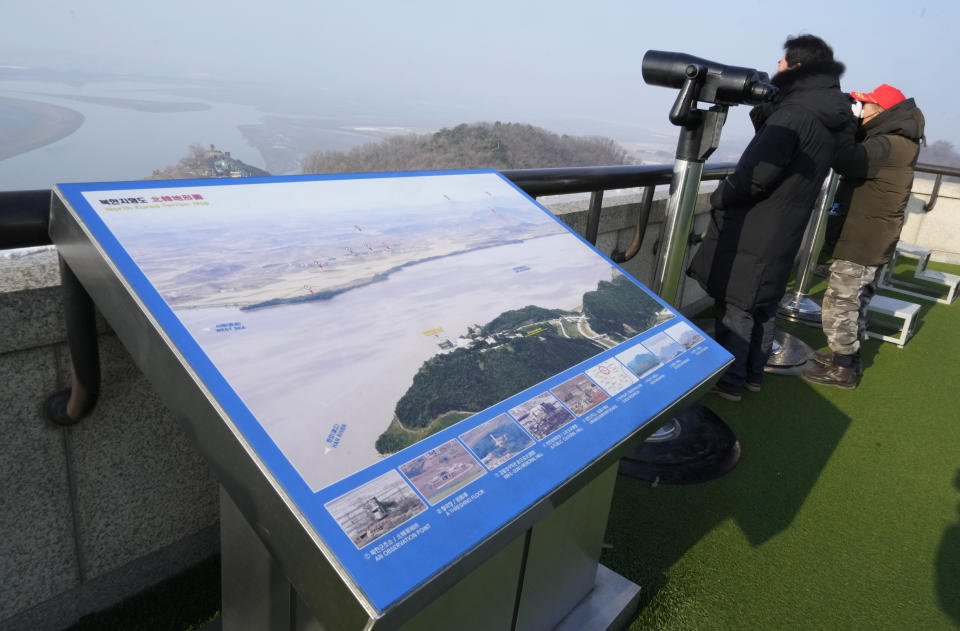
[801,360,860,389]
[811,351,833,366]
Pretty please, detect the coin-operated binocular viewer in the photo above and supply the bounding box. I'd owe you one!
[640,50,777,302]
[620,52,777,483]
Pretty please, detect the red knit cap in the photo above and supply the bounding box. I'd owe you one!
[850,84,906,110]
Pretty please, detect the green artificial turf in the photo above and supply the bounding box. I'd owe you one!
[61,265,959,631]
[601,262,960,630]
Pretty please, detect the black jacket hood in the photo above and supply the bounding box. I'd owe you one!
[751,59,853,133]
[771,59,846,88]
[774,60,851,132]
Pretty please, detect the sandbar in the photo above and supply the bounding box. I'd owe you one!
[0,95,84,161]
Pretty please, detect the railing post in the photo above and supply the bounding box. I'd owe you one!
[584,191,604,245]
[924,173,942,212]
[45,255,101,425]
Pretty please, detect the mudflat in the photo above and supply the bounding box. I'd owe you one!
[0,95,85,161]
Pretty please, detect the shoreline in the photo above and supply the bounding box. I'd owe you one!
[0,95,85,161]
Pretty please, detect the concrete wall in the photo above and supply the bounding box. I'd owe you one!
[540,187,715,315]
[901,177,960,265]
[1,176,956,629]
[0,249,219,631]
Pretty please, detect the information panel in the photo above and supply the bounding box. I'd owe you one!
[56,170,731,612]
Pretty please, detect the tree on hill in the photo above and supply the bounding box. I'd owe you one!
[390,332,603,432]
[920,140,960,168]
[582,274,664,338]
[483,305,571,335]
[301,122,634,174]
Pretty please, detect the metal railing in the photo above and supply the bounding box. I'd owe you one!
[3,163,958,251]
[0,164,739,251]
[916,162,960,212]
[502,163,735,257]
[1,160,955,426]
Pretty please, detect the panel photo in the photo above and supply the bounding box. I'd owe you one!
[86,174,676,492]
[642,331,686,364]
[459,413,535,470]
[325,470,427,549]
[550,373,610,417]
[664,321,706,350]
[509,392,576,440]
[615,345,662,379]
[585,358,639,396]
[398,439,486,505]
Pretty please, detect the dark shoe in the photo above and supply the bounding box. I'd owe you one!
[811,351,834,367]
[744,382,762,393]
[801,361,860,389]
[710,384,742,402]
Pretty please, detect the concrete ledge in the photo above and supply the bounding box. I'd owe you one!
[1,524,219,631]
[0,346,78,622]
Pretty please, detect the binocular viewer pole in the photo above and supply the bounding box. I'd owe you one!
[651,61,731,304]
[642,50,777,304]
[620,51,778,482]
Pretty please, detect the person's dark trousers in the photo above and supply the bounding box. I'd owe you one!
[713,299,779,392]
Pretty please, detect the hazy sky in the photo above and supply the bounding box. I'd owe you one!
[4,0,957,147]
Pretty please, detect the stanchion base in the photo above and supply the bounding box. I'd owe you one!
[619,404,740,485]
[778,295,823,327]
[695,320,814,372]
[765,329,814,373]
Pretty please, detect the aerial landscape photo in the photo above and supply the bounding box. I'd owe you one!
[459,414,536,470]
[397,439,486,505]
[324,470,427,549]
[665,321,706,350]
[509,392,577,441]
[642,331,686,364]
[88,172,673,493]
[550,374,611,417]
[615,346,663,380]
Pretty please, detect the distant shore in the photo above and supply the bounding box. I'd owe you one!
[0,95,85,161]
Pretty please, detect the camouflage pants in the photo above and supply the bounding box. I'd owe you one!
[821,259,878,355]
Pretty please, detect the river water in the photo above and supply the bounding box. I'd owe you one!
[175,232,620,492]
[0,79,267,188]
[0,79,387,189]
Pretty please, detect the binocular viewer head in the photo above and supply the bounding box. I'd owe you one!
[642,50,777,107]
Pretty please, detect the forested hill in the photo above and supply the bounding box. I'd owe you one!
[374,274,671,454]
[302,122,634,174]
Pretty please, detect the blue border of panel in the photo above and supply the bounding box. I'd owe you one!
[57,170,732,612]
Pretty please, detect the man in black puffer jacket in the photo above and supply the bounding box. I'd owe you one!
[803,84,925,389]
[688,34,855,401]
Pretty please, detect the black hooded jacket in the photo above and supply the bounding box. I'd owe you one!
[688,60,855,310]
[831,98,925,265]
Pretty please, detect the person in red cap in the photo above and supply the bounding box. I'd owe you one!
[803,84,925,389]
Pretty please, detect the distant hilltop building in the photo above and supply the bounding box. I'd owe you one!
[148,143,271,180]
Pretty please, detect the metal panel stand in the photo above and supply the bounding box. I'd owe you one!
[221,464,640,631]
[221,487,298,631]
[515,464,639,631]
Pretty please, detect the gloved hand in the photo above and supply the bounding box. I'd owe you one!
[851,100,864,120]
